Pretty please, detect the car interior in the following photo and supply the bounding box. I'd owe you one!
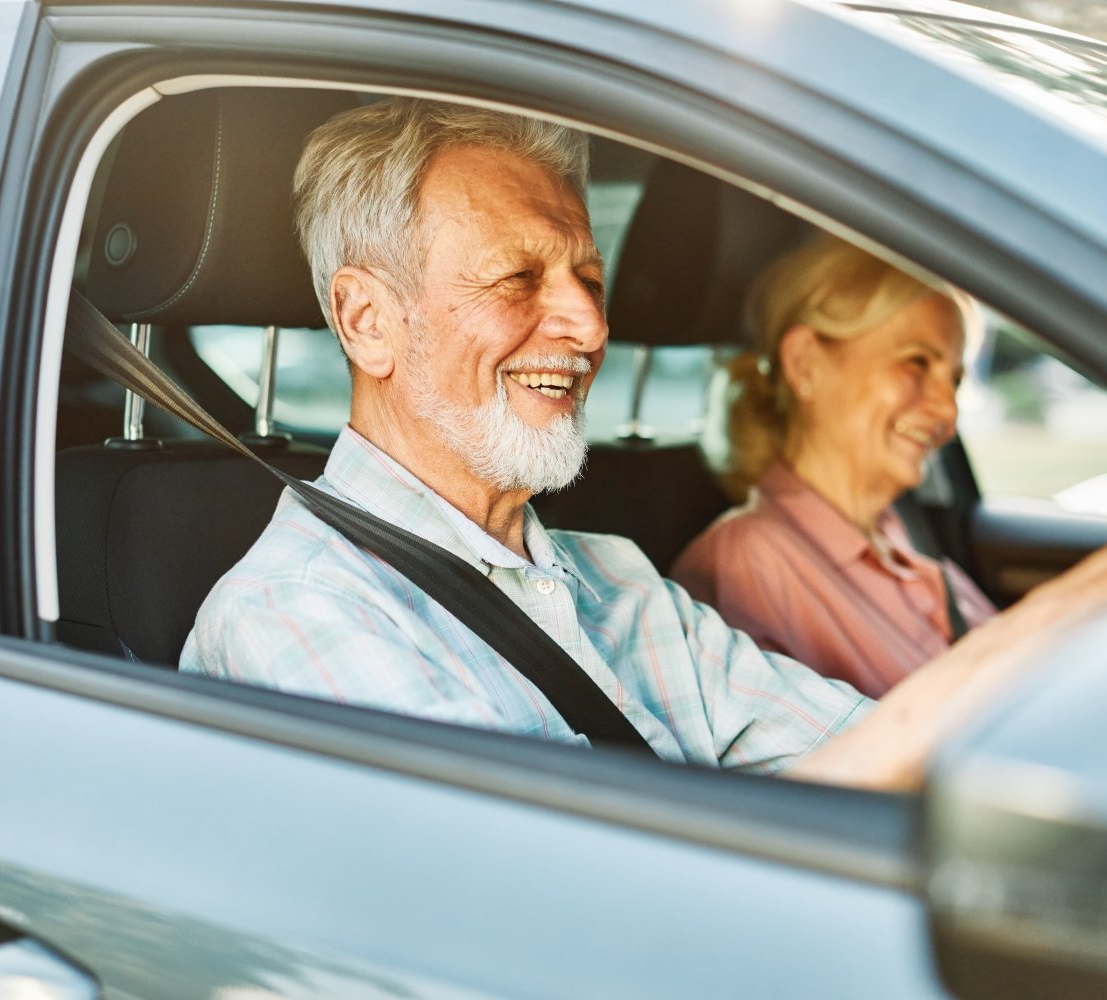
[51,81,1100,683]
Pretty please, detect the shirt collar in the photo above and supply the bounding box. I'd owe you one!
[322,426,595,591]
[759,460,873,568]
[323,426,487,573]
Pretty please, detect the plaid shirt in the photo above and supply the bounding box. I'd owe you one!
[181,427,871,771]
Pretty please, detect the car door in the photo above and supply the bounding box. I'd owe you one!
[0,4,954,998]
[1,1,1106,998]
[946,322,1107,606]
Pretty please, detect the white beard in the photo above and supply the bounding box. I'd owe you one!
[406,327,589,494]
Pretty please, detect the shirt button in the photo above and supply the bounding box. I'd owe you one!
[535,578,556,595]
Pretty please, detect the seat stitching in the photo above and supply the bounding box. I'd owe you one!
[125,94,225,320]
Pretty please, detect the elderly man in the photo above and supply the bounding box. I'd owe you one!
[180,97,1107,789]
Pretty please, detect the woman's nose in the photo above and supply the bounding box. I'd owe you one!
[927,373,960,429]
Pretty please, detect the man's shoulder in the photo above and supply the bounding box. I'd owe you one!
[204,485,398,599]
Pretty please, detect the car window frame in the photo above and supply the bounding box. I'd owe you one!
[7,0,1107,892]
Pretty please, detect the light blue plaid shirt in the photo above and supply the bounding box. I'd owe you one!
[180,426,871,770]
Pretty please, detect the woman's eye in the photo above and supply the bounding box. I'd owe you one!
[582,277,605,298]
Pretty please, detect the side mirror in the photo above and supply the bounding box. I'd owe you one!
[924,618,1107,999]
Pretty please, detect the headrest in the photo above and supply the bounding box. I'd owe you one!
[84,87,358,328]
[606,157,813,347]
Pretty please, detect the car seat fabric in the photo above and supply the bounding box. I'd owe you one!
[56,444,328,663]
[85,87,351,328]
[57,86,357,664]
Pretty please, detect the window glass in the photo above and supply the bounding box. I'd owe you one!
[586,343,715,440]
[0,3,21,74]
[958,310,1107,516]
[190,325,715,443]
[191,325,350,435]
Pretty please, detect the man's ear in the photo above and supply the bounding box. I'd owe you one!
[330,266,401,379]
[777,323,820,402]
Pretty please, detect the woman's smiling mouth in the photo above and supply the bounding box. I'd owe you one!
[894,419,946,450]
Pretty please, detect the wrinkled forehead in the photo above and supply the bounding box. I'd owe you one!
[417,145,599,259]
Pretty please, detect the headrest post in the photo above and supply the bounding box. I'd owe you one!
[255,325,280,438]
[239,324,291,450]
[616,344,656,441]
[106,323,162,451]
[123,323,151,440]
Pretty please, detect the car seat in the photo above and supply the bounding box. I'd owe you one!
[56,86,357,663]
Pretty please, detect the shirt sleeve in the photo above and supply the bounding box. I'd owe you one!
[180,573,521,734]
[664,579,873,773]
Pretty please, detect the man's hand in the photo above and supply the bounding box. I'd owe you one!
[787,544,1107,791]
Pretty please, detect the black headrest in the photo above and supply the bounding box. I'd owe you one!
[606,158,813,347]
[84,87,358,328]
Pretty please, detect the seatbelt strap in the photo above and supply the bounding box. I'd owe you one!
[940,568,970,642]
[65,289,656,754]
[894,494,969,642]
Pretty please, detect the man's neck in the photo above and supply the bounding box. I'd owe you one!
[350,404,532,558]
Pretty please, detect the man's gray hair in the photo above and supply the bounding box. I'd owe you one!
[293,97,591,328]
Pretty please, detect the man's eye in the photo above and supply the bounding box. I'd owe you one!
[582,277,605,298]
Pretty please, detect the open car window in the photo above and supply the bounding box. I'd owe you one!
[4,2,1107,995]
[960,311,1107,517]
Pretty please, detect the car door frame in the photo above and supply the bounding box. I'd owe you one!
[3,1,1107,995]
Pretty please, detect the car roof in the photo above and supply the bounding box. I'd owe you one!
[97,0,1100,239]
[32,0,1107,355]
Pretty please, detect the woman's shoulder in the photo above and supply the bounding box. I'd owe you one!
[697,484,801,551]
[671,485,799,587]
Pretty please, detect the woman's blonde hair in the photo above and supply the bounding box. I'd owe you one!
[720,233,970,500]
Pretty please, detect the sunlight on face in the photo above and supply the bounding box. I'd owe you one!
[405,312,591,493]
[801,292,965,506]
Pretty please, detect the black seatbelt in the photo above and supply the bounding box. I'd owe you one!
[940,568,970,642]
[894,494,969,642]
[65,289,655,754]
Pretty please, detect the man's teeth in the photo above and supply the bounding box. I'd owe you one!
[509,372,576,398]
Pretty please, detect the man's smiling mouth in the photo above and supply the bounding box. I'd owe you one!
[508,371,577,399]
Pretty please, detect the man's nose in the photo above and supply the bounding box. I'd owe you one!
[540,273,609,353]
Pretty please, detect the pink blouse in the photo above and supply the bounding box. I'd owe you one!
[670,461,997,698]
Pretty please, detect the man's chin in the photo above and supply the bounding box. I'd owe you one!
[481,428,588,495]
[525,456,587,496]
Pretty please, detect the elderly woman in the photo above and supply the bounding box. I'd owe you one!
[671,234,996,698]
